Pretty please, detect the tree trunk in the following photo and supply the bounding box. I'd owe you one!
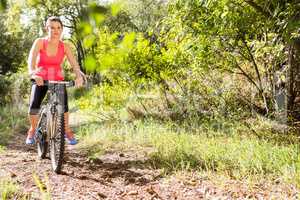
[286,38,300,122]
[76,39,85,72]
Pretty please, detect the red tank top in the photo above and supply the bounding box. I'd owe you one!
[36,38,65,81]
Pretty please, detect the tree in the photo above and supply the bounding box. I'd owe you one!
[242,0,300,120]
[0,2,33,75]
[164,0,300,119]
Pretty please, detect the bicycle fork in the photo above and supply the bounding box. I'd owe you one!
[47,102,64,141]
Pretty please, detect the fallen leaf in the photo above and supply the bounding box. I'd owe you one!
[98,192,107,198]
[119,153,125,157]
[127,190,138,195]
[146,186,157,195]
[9,171,17,178]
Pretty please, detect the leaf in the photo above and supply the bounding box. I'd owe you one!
[127,190,138,195]
[84,55,97,72]
[111,3,121,17]
[120,32,136,50]
[83,35,96,48]
[0,0,7,11]
[92,13,105,26]
[79,22,93,35]
[221,11,228,19]
[100,53,115,70]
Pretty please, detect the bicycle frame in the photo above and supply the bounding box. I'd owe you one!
[46,83,67,140]
[36,80,74,141]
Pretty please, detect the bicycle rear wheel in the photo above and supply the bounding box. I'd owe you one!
[49,111,65,173]
[36,108,48,159]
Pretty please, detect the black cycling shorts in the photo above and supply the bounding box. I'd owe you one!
[28,82,69,115]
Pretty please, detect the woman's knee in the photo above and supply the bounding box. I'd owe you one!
[28,107,40,115]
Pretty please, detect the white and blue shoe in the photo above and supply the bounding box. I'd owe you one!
[25,129,36,145]
[65,132,78,145]
[66,137,78,145]
[26,136,35,145]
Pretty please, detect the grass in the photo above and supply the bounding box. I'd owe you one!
[0,146,5,153]
[150,132,300,176]
[0,178,22,200]
[75,112,300,187]
[32,172,51,200]
[68,83,300,188]
[0,105,28,147]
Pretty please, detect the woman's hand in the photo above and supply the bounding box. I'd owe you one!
[75,75,84,87]
[32,75,44,86]
[75,70,86,88]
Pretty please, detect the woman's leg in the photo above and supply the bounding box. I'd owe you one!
[64,112,72,135]
[27,84,48,141]
[62,86,77,145]
[28,114,39,137]
[62,85,71,135]
[64,112,77,145]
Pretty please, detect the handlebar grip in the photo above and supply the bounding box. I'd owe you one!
[67,80,75,87]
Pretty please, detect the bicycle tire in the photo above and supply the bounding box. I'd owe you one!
[49,111,65,173]
[36,108,48,159]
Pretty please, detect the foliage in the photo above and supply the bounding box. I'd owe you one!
[2,0,299,118]
[0,105,28,146]
[0,178,20,200]
[71,82,132,122]
[0,0,7,11]
[0,16,30,75]
[0,70,31,106]
[0,1,37,107]
[119,0,167,32]
[32,173,51,200]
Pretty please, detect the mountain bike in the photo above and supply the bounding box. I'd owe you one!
[34,80,74,173]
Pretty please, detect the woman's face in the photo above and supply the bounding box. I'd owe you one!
[46,21,63,39]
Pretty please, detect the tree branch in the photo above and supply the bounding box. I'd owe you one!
[241,36,263,91]
[244,0,271,18]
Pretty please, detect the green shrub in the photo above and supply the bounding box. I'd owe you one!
[0,105,27,146]
[0,70,30,106]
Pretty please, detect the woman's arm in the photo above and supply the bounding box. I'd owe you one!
[28,38,42,75]
[64,43,86,87]
[28,38,44,85]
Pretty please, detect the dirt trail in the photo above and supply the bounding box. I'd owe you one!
[0,119,299,199]
[0,132,211,200]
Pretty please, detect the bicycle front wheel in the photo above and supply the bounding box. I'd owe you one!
[49,111,65,173]
[36,108,48,159]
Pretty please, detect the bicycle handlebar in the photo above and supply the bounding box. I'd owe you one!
[44,80,75,87]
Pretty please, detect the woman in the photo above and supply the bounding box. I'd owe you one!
[27,16,85,145]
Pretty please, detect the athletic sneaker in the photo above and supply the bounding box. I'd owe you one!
[25,129,36,145]
[65,131,78,145]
